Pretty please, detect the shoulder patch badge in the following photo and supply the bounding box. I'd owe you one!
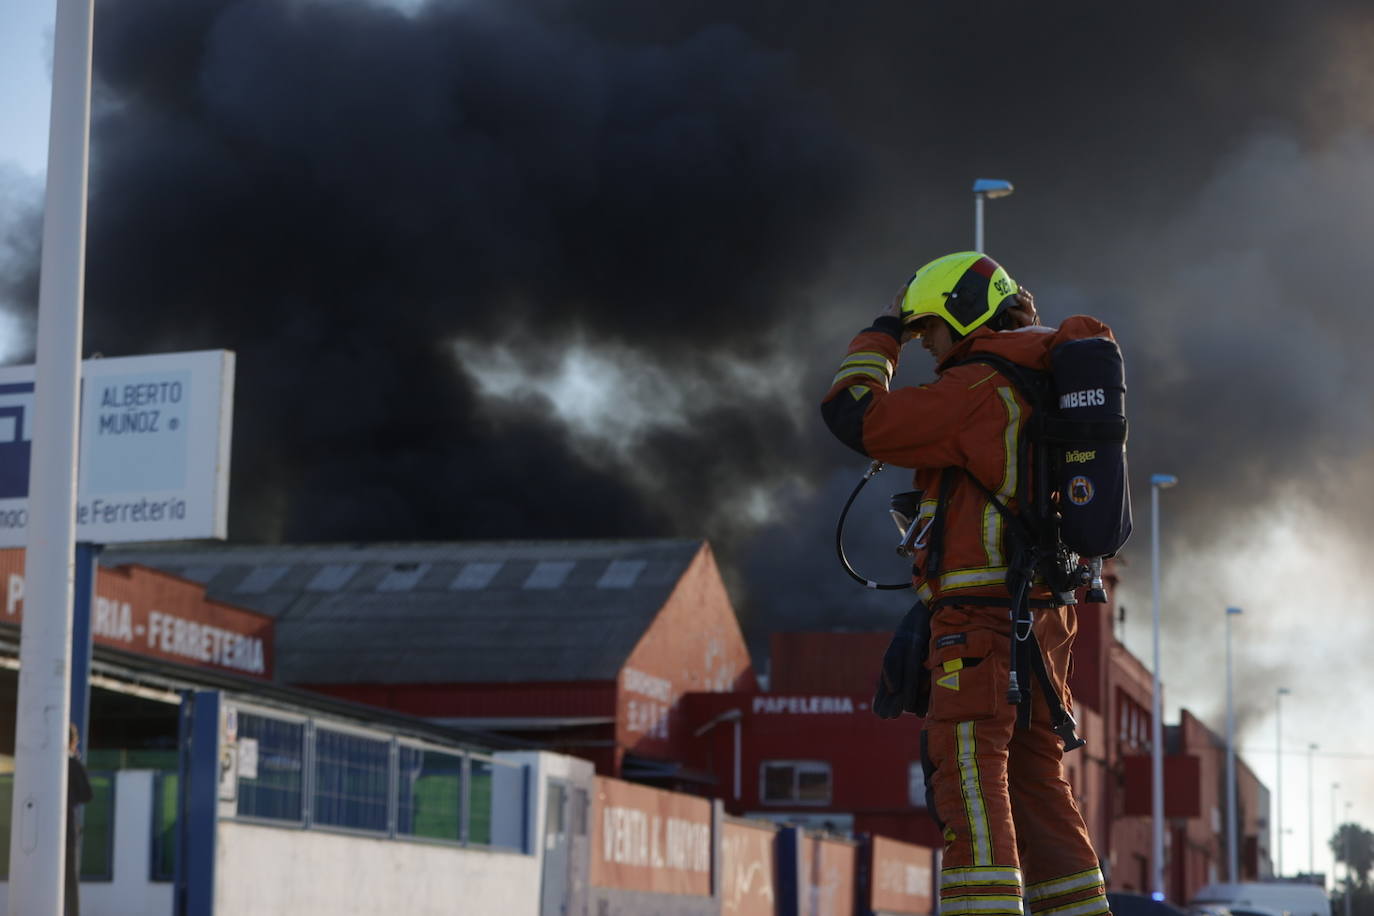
[1068,475,1095,506]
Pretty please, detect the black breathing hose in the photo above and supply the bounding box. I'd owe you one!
[835,461,914,590]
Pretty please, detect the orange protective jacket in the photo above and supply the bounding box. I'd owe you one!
[821,314,1117,607]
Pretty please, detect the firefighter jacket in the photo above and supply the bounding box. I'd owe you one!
[821,313,1117,608]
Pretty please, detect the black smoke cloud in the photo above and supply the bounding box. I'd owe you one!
[0,0,863,541]
[7,0,1374,738]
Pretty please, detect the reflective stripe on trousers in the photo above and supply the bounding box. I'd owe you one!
[921,604,1108,916]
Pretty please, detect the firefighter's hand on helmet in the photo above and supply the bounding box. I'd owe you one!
[883,287,920,343]
[1007,286,1039,327]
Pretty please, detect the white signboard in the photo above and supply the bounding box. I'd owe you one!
[237,737,259,781]
[0,350,234,545]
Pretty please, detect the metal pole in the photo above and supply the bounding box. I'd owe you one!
[68,543,100,756]
[6,0,94,909]
[974,193,985,252]
[1307,743,1317,878]
[1150,481,1166,900]
[1343,802,1352,916]
[1225,607,1240,883]
[1276,687,1290,877]
[1330,783,1340,890]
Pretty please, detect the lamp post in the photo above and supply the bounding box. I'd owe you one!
[1150,472,1178,901]
[1225,607,1243,883]
[972,178,1014,251]
[1331,782,1340,890]
[1307,743,1318,877]
[1276,686,1291,877]
[1343,801,1353,916]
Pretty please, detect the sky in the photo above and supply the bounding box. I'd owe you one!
[2,0,1373,887]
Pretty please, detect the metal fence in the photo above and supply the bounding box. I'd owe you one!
[230,704,526,852]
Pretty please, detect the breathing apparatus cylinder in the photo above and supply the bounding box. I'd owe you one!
[1049,337,1132,559]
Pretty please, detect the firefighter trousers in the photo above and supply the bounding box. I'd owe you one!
[921,603,1109,916]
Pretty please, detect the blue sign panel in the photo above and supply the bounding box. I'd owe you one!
[0,382,35,501]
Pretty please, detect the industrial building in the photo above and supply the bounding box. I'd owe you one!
[0,538,1277,912]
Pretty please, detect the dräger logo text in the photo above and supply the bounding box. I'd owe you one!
[1065,450,1097,464]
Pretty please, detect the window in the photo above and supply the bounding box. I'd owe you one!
[313,728,390,832]
[397,746,463,842]
[760,761,831,805]
[469,756,496,845]
[236,713,306,823]
[226,706,530,851]
[1116,689,1152,752]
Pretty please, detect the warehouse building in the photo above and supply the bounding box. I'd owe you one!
[105,538,758,780]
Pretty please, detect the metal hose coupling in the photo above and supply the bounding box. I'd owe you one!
[1085,556,1108,604]
[1053,710,1086,751]
[1006,669,1023,706]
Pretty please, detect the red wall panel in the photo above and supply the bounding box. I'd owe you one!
[305,680,617,718]
[1121,754,1202,817]
[617,544,756,763]
[769,631,890,695]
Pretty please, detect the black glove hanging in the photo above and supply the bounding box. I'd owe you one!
[873,600,933,719]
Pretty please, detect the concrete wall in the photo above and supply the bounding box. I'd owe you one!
[501,750,596,915]
[0,769,174,916]
[214,820,540,915]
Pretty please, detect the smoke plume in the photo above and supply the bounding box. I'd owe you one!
[4,0,1374,778]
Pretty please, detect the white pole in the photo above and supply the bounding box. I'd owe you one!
[1343,802,1352,916]
[1276,687,1289,877]
[7,0,94,909]
[1150,481,1166,900]
[1330,783,1340,889]
[974,193,985,252]
[1225,607,1240,883]
[1307,743,1316,877]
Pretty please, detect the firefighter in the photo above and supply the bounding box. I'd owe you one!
[821,252,1113,916]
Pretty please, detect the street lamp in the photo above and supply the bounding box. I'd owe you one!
[1276,686,1291,877]
[1225,607,1243,883]
[972,178,1014,251]
[1150,472,1178,901]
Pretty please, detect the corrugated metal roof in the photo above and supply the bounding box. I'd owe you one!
[102,539,704,687]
